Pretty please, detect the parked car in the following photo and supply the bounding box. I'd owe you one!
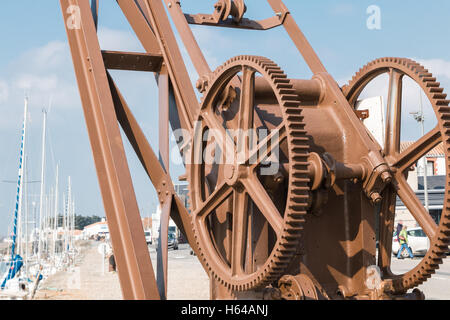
[144,230,152,245]
[168,232,179,250]
[155,232,179,250]
[392,227,429,257]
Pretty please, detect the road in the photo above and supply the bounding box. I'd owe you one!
[35,242,210,300]
[35,241,449,300]
[391,255,450,300]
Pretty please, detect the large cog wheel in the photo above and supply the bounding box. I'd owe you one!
[343,57,450,294]
[187,55,310,291]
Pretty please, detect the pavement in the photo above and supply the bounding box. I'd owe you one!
[35,242,209,300]
[391,255,450,300]
[34,240,449,300]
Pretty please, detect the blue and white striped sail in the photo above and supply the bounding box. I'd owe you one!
[1,98,28,289]
[10,97,28,258]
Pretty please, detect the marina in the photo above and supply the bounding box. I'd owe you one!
[0,97,80,299]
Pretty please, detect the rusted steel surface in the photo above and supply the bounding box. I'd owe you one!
[343,58,450,294]
[60,0,450,300]
[102,51,163,72]
[60,0,160,300]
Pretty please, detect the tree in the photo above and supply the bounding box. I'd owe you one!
[48,214,103,230]
[75,215,102,230]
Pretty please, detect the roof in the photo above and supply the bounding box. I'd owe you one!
[57,230,83,236]
[84,218,153,231]
[401,141,445,157]
[84,221,107,229]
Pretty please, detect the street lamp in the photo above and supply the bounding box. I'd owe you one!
[410,90,429,212]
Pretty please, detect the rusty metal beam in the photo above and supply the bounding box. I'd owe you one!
[116,0,161,55]
[183,14,285,31]
[102,50,163,72]
[60,0,160,300]
[90,0,98,30]
[107,72,201,257]
[267,0,327,75]
[117,0,196,132]
[163,0,211,79]
[107,71,205,299]
[158,65,170,171]
[138,0,198,131]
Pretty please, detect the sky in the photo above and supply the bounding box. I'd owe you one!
[0,0,450,237]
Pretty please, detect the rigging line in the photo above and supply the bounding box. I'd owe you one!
[2,181,40,184]
[46,96,57,176]
[46,125,58,181]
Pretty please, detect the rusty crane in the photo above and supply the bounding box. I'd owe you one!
[60,0,450,300]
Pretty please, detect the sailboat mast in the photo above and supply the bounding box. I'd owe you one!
[53,164,59,264]
[24,155,29,278]
[63,191,67,255]
[38,108,47,262]
[67,176,72,255]
[10,97,29,259]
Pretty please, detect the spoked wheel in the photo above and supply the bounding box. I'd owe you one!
[187,55,310,291]
[343,58,450,294]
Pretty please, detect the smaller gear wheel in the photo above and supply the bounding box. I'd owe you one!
[343,57,450,293]
[278,274,319,300]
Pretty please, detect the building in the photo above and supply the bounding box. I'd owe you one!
[401,141,446,177]
[150,183,189,243]
[73,230,83,241]
[356,97,445,229]
[151,206,177,244]
[82,219,109,239]
[175,183,190,211]
[142,217,152,231]
[83,217,154,240]
[395,142,445,228]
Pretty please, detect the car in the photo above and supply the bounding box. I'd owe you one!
[392,227,430,258]
[155,232,179,250]
[144,230,152,245]
[168,232,178,250]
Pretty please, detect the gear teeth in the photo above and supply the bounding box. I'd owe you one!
[344,57,450,294]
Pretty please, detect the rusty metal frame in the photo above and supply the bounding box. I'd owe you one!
[60,0,200,300]
[60,0,449,300]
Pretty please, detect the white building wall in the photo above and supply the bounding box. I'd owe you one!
[417,155,445,176]
[151,204,178,242]
[436,157,446,176]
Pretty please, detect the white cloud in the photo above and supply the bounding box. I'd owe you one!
[14,74,59,92]
[9,41,70,75]
[415,58,450,80]
[98,27,143,52]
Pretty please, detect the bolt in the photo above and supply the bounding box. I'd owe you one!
[381,171,392,184]
[370,192,382,204]
[273,172,284,184]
